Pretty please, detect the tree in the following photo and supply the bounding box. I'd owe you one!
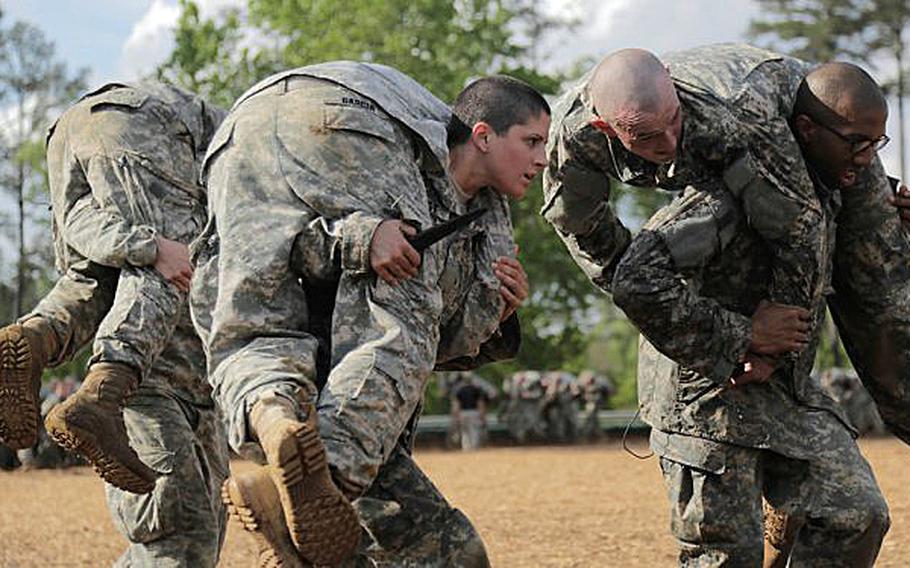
[0,17,86,318]
[749,0,910,179]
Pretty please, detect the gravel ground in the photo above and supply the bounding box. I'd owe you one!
[0,437,907,566]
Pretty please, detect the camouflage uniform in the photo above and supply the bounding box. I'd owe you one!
[27,83,223,377]
[575,370,614,440]
[192,62,519,564]
[541,371,578,442]
[500,371,547,443]
[613,181,889,565]
[542,42,910,445]
[30,83,229,567]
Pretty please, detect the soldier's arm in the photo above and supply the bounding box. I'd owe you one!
[540,129,633,293]
[62,187,158,268]
[612,190,753,384]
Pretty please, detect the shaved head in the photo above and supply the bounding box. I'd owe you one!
[793,61,889,189]
[796,62,887,125]
[590,48,677,133]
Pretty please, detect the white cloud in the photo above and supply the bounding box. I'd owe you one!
[117,0,182,79]
[116,0,243,80]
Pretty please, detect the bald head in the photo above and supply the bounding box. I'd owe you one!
[796,62,887,125]
[590,48,677,132]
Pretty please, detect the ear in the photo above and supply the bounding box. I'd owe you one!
[471,121,493,152]
[590,117,618,137]
[792,114,815,144]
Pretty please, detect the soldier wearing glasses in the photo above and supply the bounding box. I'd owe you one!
[543,42,910,449]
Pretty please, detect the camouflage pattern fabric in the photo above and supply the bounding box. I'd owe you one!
[575,371,614,440]
[544,42,910,443]
[615,182,847,454]
[543,44,818,311]
[500,371,547,443]
[344,443,490,567]
[21,83,230,565]
[654,409,888,566]
[192,64,517,496]
[818,368,887,436]
[827,159,910,444]
[614,178,889,562]
[105,353,229,568]
[31,81,224,393]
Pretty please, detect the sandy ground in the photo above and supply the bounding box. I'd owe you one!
[0,437,907,567]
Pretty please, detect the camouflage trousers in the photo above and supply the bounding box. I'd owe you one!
[343,444,490,567]
[655,411,888,567]
[23,258,183,379]
[502,399,545,443]
[106,378,229,568]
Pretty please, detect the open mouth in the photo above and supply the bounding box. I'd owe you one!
[840,169,857,187]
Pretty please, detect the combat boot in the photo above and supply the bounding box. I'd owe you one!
[252,396,361,565]
[45,362,157,494]
[223,466,308,568]
[0,319,57,449]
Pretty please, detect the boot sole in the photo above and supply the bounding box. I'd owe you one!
[270,421,361,565]
[0,329,39,449]
[45,417,155,494]
[222,475,306,568]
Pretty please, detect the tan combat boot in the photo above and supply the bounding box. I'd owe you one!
[223,466,308,568]
[0,319,57,449]
[251,396,361,565]
[45,362,157,494]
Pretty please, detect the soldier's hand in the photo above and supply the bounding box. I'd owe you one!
[370,220,420,286]
[749,299,811,356]
[887,183,910,229]
[728,352,776,387]
[153,236,193,293]
[494,255,529,321]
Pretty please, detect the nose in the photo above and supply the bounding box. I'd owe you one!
[853,146,875,168]
[532,145,547,170]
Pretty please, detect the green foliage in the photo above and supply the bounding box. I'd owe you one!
[749,0,910,177]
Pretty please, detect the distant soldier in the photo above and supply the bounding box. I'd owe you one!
[501,370,547,443]
[575,369,615,440]
[451,373,493,450]
[541,371,578,442]
[819,368,887,436]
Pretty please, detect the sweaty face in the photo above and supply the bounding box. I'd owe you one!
[486,111,550,199]
[609,91,682,165]
[803,106,888,189]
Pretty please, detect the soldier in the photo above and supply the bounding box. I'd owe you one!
[612,63,890,565]
[501,370,547,443]
[0,83,228,566]
[450,372,493,451]
[542,43,910,445]
[541,371,578,442]
[575,369,615,441]
[190,64,546,565]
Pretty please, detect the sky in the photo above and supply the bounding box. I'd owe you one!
[0,0,905,173]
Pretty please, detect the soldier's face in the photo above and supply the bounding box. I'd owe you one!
[597,95,682,165]
[799,105,888,188]
[486,111,550,199]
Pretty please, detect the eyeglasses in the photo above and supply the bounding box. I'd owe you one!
[812,117,890,155]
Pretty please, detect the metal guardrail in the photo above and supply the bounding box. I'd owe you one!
[416,409,646,434]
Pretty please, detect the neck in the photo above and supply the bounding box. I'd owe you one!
[447,142,485,200]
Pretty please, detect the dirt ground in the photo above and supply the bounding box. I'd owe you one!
[0,437,907,567]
